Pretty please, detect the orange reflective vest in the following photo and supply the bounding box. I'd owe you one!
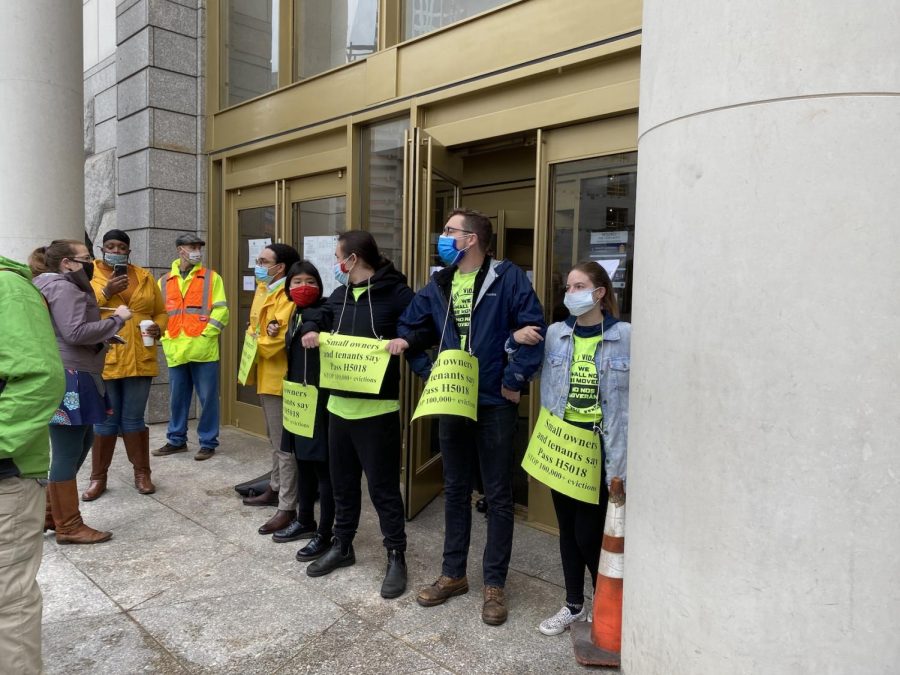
[161,267,224,337]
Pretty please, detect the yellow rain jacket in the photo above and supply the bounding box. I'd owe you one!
[92,261,167,380]
[245,279,292,396]
[158,260,229,367]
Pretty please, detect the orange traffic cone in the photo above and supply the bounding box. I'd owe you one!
[572,476,625,667]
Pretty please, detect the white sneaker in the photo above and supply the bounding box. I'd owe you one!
[538,605,587,636]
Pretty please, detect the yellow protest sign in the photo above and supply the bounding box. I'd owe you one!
[412,350,479,422]
[237,332,258,386]
[318,333,391,394]
[522,407,602,503]
[282,380,319,438]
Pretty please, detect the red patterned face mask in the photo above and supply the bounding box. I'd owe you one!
[289,284,319,307]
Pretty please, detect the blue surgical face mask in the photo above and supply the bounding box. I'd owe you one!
[437,235,466,266]
[564,288,600,317]
[333,262,349,287]
[103,252,128,266]
[254,264,274,284]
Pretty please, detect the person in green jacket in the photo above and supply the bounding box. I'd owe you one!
[0,255,65,675]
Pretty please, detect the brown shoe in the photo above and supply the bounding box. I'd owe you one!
[258,509,294,535]
[123,428,155,494]
[243,485,279,507]
[81,434,117,501]
[482,586,508,625]
[44,493,55,532]
[416,575,469,607]
[48,480,112,545]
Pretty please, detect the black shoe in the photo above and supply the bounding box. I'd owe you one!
[296,533,330,561]
[475,497,488,513]
[380,549,407,599]
[272,519,317,543]
[306,539,355,577]
[234,472,273,496]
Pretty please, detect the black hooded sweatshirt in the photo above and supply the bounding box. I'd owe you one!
[314,260,414,401]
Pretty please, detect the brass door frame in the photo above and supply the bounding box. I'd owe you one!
[403,128,463,520]
[225,184,279,436]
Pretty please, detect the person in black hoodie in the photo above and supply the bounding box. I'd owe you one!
[272,260,334,562]
[300,231,414,599]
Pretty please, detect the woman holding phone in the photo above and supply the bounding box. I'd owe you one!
[81,229,167,502]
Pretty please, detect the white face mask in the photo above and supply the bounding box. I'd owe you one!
[564,288,599,316]
[187,250,203,264]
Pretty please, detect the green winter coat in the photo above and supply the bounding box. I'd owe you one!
[0,256,65,478]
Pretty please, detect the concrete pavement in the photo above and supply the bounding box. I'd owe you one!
[38,422,610,673]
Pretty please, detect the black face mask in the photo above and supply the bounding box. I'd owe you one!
[64,264,94,292]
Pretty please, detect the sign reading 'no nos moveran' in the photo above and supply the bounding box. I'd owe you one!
[412,349,479,422]
[318,333,391,394]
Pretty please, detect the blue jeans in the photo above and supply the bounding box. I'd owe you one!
[48,425,93,481]
[94,376,152,436]
[167,361,221,450]
[438,403,518,587]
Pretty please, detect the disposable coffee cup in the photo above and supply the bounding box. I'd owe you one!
[139,320,155,347]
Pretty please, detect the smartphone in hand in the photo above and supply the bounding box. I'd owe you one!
[113,264,128,277]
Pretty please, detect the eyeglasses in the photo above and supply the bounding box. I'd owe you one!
[254,258,275,266]
[442,226,473,236]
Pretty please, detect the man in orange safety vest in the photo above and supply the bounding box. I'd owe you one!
[154,233,229,461]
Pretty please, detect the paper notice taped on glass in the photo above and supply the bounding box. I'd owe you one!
[242,276,256,292]
[597,259,620,281]
[304,236,339,296]
[247,238,272,268]
[590,231,628,245]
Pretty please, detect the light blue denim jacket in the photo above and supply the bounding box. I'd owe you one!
[537,318,631,487]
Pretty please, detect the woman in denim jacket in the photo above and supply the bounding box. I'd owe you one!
[529,261,631,636]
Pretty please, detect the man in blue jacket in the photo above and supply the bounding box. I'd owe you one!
[393,208,545,626]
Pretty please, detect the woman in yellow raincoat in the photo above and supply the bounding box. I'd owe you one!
[83,229,167,501]
[240,244,303,539]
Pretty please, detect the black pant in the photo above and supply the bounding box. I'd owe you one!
[297,459,334,539]
[439,403,518,587]
[551,480,609,606]
[328,411,406,551]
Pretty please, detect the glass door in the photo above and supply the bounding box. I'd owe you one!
[404,129,463,519]
[224,174,346,437]
[228,184,279,436]
[287,172,347,295]
[527,114,638,530]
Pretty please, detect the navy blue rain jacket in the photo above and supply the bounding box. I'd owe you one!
[398,257,546,406]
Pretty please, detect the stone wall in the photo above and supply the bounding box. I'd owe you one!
[83,0,206,425]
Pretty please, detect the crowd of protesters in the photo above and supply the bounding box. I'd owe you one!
[0,210,629,672]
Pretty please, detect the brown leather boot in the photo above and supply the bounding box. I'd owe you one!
[44,492,55,531]
[416,575,469,607]
[81,433,117,501]
[48,480,112,545]
[123,428,155,494]
[482,586,508,625]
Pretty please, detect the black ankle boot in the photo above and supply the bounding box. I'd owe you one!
[296,533,330,562]
[306,538,355,577]
[380,549,407,599]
